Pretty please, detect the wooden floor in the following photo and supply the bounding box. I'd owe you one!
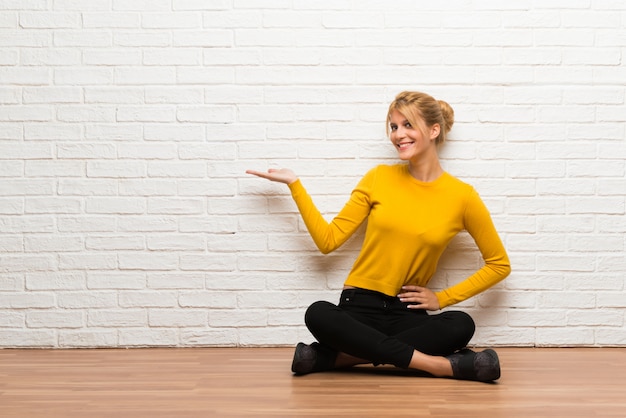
[0,347,624,417]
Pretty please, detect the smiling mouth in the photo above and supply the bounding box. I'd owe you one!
[397,142,414,150]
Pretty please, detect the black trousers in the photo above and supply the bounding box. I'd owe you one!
[305,288,476,369]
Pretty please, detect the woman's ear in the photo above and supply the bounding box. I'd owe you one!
[430,124,441,140]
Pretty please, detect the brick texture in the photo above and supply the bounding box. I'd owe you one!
[0,1,624,348]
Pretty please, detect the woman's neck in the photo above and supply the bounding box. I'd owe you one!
[407,156,443,182]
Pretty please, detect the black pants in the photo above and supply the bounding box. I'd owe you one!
[305,288,476,369]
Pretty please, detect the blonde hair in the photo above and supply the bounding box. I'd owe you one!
[386,91,455,145]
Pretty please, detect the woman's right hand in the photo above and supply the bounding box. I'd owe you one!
[245,168,298,185]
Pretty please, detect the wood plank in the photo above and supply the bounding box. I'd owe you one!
[0,347,624,417]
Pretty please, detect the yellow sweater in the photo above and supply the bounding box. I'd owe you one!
[288,164,511,308]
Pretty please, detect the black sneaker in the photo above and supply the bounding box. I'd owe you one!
[446,348,501,382]
[291,342,318,375]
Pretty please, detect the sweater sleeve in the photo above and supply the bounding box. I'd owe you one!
[435,189,511,308]
[287,169,375,254]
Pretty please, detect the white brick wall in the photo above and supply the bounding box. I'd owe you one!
[1,1,625,348]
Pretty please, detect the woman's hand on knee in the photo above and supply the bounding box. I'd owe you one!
[397,286,440,311]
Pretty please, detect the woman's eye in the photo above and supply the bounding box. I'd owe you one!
[404,122,412,129]
[390,125,397,131]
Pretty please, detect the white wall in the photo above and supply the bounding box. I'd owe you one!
[1,0,625,348]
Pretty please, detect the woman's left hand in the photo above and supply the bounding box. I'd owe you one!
[397,286,441,311]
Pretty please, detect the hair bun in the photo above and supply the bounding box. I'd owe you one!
[438,100,455,133]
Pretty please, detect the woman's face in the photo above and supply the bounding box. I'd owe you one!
[388,110,439,161]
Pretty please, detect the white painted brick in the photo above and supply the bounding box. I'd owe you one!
[0,199,23,215]
[115,68,177,86]
[178,67,235,85]
[0,105,53,121]
[118,179,177,196]
[148,272,205,289]
[117,216,178,232]
[59,254,117,271]
[178,216,237,233]
[508,310,567,327]
[0,255,57,273]
[54,68,113,85]
[143,48,201,66]
[567,310,623,327]
[0,31,49,48]
[206,273,266,291]
[179,291,237,308]
[24,234,83,252]
[0,12,17,27]
[57,216,116,233]
[85,124,143,141]
[54,31,111,47]
[568,197,624,215]
[58,330,118,348]
[0,311,24,327]
[27,310,84,328]
[180,328,238,347]
[179,254,237,271]
[0,292,55,308]
[238,327,298,346]
[145,87,204,104]
[87,161,146,178]
[88,310,147,327]
[179,179,236,197]
[58,179,117,196]
[21,48,80,66]
[0,179,54,196]
[177,105,235,123]
[25,160,82,178]
[57,291,117,309]
[0,87,19,103]
[209,309,267,327]
[0,216,55,233]
[82,13,140,28]
[0,330,56,348]
[173,30,233,47]
[208,233,266,252]
[142,13,202,29]
[147,234,205,251]
[204,11,260,30]
[0,234,22,250]
[116,105,175,122]
[118,329,178,347]
[149,309,207,327]
[87,272,146,289]
[565,274,623,291]
[143,124,205,141]
[536,328,595,346]
[595,329,626,346]
[85,197,146,215]
[118,252,179,270]
[84,87,143,103]
[597,292,626,308]
[114,31,171,47]
[147,198,204,215]
[25,272,85,290]
[85,235,145,251]
[25,197,81,214]
[112,0,171,12]
[203,48,261,66]
[19,12,80,29]
[119,291,178,308]
[24,123,82,141]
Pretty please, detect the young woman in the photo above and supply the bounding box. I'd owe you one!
[246,91,511,382]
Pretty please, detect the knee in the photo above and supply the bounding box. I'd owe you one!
[446,311,476,344]
[304,300,335,332]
